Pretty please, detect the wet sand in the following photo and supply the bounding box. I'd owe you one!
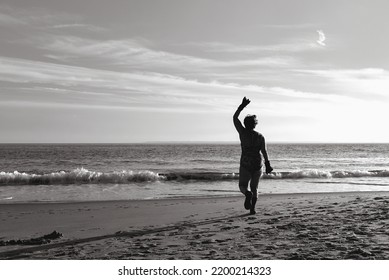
[1,192,389,259]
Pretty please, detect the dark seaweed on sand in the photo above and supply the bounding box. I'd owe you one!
[0,231,62,246]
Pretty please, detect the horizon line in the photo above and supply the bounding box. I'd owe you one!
[1,141,389,145]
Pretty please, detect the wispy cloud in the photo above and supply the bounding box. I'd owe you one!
[189,40,321,54]
[0,12,26,25]
[0,4,104,33]
[36,35,299,74]
[49,23,106,33]
[41,36,209,66]
[1,4,306,88]
[0,56,340,113]
[298,68,389,98]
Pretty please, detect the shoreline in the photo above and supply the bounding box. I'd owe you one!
[1,191,389,259]
[2,189,389,205]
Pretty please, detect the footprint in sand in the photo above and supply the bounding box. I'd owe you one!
[244,226,256,230]
[220,225,240,231]
[208,250,218,256]
[265,218,281,224]
[167,244,181,248]
[201,239,216,244]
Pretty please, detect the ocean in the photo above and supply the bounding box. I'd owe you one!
[1,143,389,203]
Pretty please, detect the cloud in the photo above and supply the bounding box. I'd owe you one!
[0,4,103,33]
[37,35,299,74]
[190,40,321,54]
[298,68,389,98]
[0,4,74,26]
[0,56,339,114]
[39,36,211,65]
[0,12,26,25]
[316,30,326,46]
[49,23,106,33]
[0,56,311,99]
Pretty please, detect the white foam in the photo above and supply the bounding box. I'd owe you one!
[0,168,164,185]
[262,169,389,180]
[1,168,389,185]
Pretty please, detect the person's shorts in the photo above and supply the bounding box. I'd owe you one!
[239,165,262,190]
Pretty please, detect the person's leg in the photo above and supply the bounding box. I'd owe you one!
[238,166,250,194]
[249,170,261,214]
[239,166,252,210]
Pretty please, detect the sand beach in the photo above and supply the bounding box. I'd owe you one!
[1,191,389,260]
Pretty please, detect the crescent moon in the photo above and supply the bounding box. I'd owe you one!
[317,30,326,46]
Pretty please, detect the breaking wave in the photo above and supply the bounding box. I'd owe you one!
[263,169,389,179]
[0,168,163,185]
[1,168,389,185]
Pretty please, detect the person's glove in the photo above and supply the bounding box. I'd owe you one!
[265,161,273,174]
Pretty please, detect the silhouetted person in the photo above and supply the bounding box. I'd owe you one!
[233,97,273,214]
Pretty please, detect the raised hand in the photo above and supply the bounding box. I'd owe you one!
[241,97,251,108]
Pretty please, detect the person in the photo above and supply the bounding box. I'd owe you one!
[233,97,273,215]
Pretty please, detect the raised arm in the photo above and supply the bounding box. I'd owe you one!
[233,97,250,133]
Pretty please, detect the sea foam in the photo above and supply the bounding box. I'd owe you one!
[0,168,163,185]
[1,168,389,186]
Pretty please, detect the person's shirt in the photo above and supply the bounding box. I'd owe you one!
[239,129,263,158]
[233,117,264,161]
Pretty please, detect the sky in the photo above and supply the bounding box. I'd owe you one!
[1,0,389,143]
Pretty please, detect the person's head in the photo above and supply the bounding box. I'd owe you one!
[244,114,258,130]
